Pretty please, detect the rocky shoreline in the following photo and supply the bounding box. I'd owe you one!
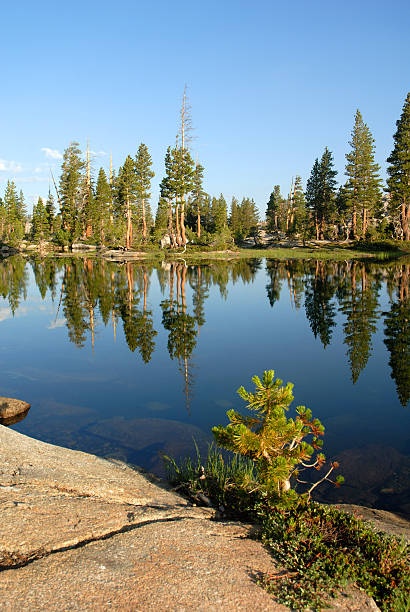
[1,423,409,610]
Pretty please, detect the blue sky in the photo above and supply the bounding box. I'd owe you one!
[1,0,409,214]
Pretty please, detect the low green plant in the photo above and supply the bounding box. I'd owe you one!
[259,500,410,611]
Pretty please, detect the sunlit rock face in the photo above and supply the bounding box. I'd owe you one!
[0,398,30,426]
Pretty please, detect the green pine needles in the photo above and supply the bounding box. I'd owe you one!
[212,370,343,503]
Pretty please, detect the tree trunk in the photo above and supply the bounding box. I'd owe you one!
[141,198,147,241]
[197,203,201,239]
[319,216,325,240]
[168,199,177,248]
[175,201,182,246]
[362,208,367,239]
[180,196,186,246]
[126,196,132,249]
[286,199,290,231]
[352,207,357,239]
[401,201,409,241]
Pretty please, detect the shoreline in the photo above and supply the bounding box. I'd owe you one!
[1,425,409,539]
[1,239,409,262]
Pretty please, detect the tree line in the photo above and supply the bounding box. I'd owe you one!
[0,92,409,247]
[266,93,410,242]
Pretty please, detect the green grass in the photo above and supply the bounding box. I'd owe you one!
[165,445,410,611]
[164,442,260,519]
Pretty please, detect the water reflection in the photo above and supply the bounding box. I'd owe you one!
[384,264,409,408]
[1,254,409,514]
[0,255,408,408]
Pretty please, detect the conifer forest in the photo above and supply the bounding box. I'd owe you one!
[1,92,409,249]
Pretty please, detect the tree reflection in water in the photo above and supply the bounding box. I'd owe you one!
[0,254,408,408]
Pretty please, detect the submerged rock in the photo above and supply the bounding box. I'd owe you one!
[0,397,30,425]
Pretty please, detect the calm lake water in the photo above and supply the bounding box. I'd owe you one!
[1,255,409,515]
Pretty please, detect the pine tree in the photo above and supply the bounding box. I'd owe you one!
[266,185,283,231]
[165,145,183,246]
[94,168,111,244]
[31,197,49,242]
[59,142,85,244]
[319,148,337,238]
[45,190,56,234]
[306,150,337,239]
[0,197,5,240]
[387,93,410,241]
[212,370,341,501]
[237,197,259,241]
[201,194,213,234]
[82,178,96,240]
[175,147,195,245]
[229,197,240,237]
[154,195,169,241]
[117,155,138,249]
[135,143,154,241]
[4,180,25,241]
[191,162,206,238]
[335,184,351,240]
[345,110,382,239]
[292,176,307,236]
[159,146,177,247]
[212,194,228,232]
[306,159,322,240]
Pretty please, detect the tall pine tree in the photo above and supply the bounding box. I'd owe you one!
[266,185,284,231]
[59,142,85,245]
[387,92,410,241]
[135,143,154,241]
[117,155,138,249]
[95,168,111,244]
[345,110,382,239]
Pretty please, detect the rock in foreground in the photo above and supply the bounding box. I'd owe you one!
[0,397,30,425]
[0,426,390,611]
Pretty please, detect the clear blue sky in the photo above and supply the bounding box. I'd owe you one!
[1,0,409,214]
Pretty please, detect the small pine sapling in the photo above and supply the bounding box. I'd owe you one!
[212,370,343,503]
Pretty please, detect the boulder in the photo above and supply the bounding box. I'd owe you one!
[71,243,97,251]
[0,397,30,425]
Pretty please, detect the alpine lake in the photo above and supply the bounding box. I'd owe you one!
[1,254,409,516]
